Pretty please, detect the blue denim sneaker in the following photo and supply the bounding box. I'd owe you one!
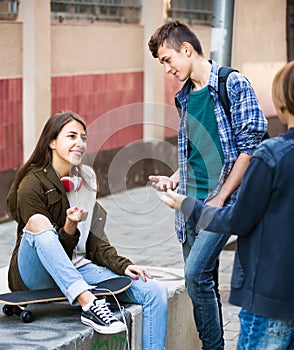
[81,298,126,334]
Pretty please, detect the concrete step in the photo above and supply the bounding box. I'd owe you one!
[0,266,201,350]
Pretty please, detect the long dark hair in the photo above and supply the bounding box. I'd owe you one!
[13,111,87,191]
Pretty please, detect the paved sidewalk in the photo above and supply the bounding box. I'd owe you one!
[0,186,240,349]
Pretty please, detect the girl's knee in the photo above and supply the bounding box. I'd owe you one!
[25,214,52,233]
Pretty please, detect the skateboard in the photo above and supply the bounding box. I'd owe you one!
[0,276,132,323]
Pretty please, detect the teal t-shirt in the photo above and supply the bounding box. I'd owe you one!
[186,85,224,199]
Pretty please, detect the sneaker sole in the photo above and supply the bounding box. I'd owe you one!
[81,316,126,334]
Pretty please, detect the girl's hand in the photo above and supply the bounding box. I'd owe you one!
[124,265,153,282]
[66,207,88,223]
[64,207,88,235]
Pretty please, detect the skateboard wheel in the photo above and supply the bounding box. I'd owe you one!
[20,310,34,323]
[2,305,14,316]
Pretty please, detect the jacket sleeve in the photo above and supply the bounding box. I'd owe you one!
[86,201,133,275]
[11,173,80,256]
[182,154,273,236]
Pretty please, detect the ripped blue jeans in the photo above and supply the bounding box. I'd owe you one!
[18,228,168,350]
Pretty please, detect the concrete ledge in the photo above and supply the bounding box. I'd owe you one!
[0,266,201,349]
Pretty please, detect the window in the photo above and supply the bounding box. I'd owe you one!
[0,0,18,20]
[51,0,142,24]
[167,0,213,26]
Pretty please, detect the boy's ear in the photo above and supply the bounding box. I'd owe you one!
[181,42,192,57]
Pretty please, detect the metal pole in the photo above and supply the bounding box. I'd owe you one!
[286,0,294,61]
[210,0,235,66]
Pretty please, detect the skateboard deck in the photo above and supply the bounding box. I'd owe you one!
[0,277,132,323]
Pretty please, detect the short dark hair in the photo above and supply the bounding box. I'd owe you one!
[148,19,203,58]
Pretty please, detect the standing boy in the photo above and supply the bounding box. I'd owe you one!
[148,19,267,350]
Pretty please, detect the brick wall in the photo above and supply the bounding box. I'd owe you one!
[0,78,23,172]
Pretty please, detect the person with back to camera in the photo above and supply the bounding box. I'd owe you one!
[147,19,268,350]
[7,111,168,350]
[159,61,294,349]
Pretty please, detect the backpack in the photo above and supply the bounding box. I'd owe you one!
[218,66,270,140]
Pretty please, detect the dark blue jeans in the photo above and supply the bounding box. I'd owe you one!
[182,218,230,350]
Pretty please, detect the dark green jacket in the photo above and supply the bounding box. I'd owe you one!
[6,164,133,291]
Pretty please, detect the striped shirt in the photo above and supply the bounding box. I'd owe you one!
[174,60,268,243]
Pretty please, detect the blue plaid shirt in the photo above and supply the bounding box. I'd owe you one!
[175,60,268,243]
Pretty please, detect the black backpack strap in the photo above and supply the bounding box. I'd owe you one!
[218,66,270,141]
[218,66,239,123]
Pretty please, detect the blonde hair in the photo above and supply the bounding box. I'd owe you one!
[272,61,294,115]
